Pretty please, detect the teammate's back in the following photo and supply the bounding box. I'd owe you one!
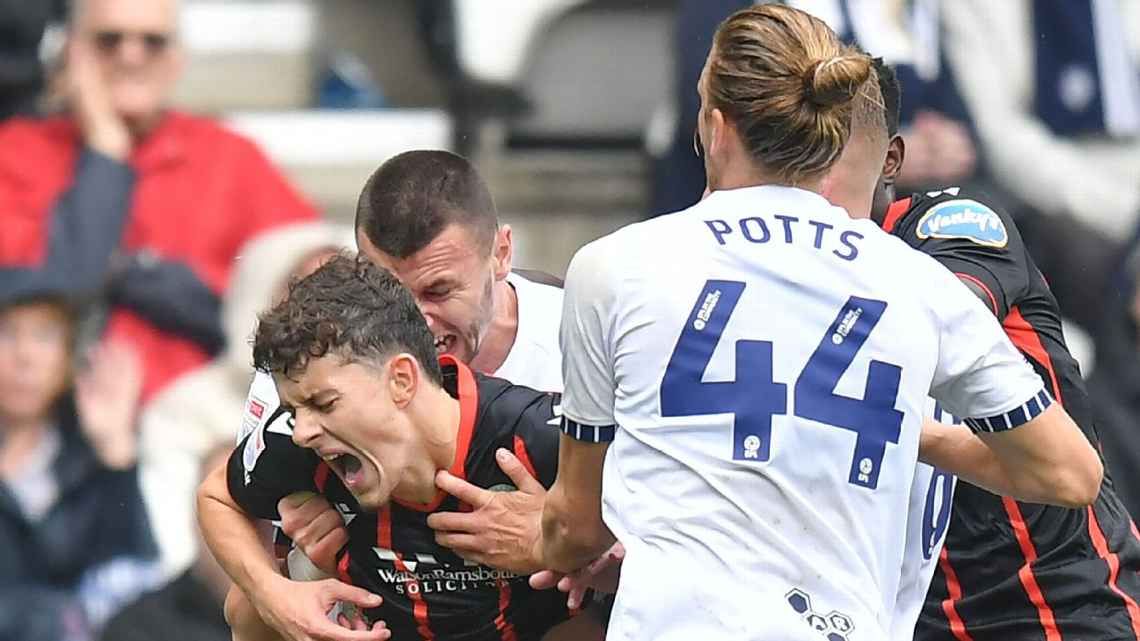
[564,185,1045,640]
[544,7,1101,641]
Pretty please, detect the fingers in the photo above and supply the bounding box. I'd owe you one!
[494,448,545,494]
[435,470,492,508]
[425,510,476,534]
[322,579,383,610]
[310,617,390,641]
[529,570,564,590]
[431,532,483,557]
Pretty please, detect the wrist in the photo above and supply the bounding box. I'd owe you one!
[87,125,131,161]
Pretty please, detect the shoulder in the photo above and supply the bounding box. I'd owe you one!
[171,111,272,160]
[476,375,559,431]
[0,116,77,180]
[888,188,1017,251]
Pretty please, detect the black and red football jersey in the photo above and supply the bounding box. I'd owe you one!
[227,357,573,641]
[882,189,1140,641]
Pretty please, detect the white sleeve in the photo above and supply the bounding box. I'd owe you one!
[927,266,1050,433]
[238,370,282,444]
[559,239,618,443]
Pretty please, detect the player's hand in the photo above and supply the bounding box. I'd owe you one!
[529,542,624,610]
[76,341,142,470]
[62,37,131,160]
[279,492,348,575]
[428,448,546,573]
[249,573,389,641]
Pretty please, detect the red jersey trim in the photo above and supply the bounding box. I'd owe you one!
[1002,497,1063,641]
[882,197,913,233]
[513,435,538,479]
[938,547,976,641]
[954,272,1000,316]
[377,507,435,639]
[1087,506,1140,639]
[1004,306,1064,404]
[394,356,479,512]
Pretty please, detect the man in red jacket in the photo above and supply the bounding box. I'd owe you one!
[0,0,317,403]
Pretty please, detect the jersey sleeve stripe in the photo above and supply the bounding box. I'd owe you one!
[954,272,1000,316]
[963,389,1052,434]
[560,417,616,443]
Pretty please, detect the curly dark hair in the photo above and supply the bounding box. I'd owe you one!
[252,253,443,385]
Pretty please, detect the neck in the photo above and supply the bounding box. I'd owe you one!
[390,384,463,505]
[0,416,51,480]
[712,155,825,195]
[468,279,518,375]
[125,110,166,143]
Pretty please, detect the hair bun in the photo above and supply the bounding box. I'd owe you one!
[803,54,872,108]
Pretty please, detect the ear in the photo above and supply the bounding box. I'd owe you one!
[707,107,728,160]
[387,354,420,409]
[491,224,513,281]
[883,135,906,183]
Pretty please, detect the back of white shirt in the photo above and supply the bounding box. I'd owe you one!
[559,186,1048,641]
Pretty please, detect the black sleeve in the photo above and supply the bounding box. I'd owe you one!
[514,392,563,488]
[42,148,135,295]
[906,195,1030,321]
[226,408,320,521]
[107,255,225,354]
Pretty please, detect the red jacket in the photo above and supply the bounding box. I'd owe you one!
[0,111,317,401]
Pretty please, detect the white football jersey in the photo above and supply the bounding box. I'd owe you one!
[559,186,1049,641]
[892,403,957,641]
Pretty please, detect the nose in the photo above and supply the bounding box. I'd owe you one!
[290,409,322,448]
[417,302,439,330]
[116,37,149,67]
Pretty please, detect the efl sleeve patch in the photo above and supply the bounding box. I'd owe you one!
[916,199,1009,248]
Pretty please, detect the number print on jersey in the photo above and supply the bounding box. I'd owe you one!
[795,297,903,488]
[660,281,787,463]
[660,280,904,490]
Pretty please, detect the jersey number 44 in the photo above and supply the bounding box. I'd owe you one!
[661,279,905,490]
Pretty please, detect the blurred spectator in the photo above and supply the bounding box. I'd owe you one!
[1090,252,1140,520]
[0,0,65,119]
[0,272,157,641]
[140,222,351,580]
[651,0,980,215]
[942,0,1140,329]
[100,444,235,641]
[649,0,748,217]
[0,0,318,404]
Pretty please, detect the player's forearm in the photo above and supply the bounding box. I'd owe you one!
[920,414,1103,507]
[539,486,615,573]
[919,419,1015,495]
[195,465,284,597]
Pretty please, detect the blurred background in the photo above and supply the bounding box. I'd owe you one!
[0,1,1137,640]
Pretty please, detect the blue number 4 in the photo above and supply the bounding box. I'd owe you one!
[661,280,904,490]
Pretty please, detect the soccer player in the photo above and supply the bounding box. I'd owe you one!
[856,60,1140,641]
[197,255,581,641]
[218,150,597,640]
[536,6,1101,641]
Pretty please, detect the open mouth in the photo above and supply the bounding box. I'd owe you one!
[433,335,454,354]
[324,452,365,489]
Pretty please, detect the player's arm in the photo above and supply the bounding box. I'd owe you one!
[539,241,619,573]
[927,271,1102,507]
[919,408,1101,507]
[197,413,386,641]
[541,433,614,573]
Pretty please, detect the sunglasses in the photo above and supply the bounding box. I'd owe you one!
[693,127,704,159]
[93,30,172,56]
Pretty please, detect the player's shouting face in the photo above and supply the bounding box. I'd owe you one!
[358,222,511,367]
[276,352,429,510]
[253,254,452,510]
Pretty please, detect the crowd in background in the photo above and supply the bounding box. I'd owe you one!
[0,1,1137,640]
